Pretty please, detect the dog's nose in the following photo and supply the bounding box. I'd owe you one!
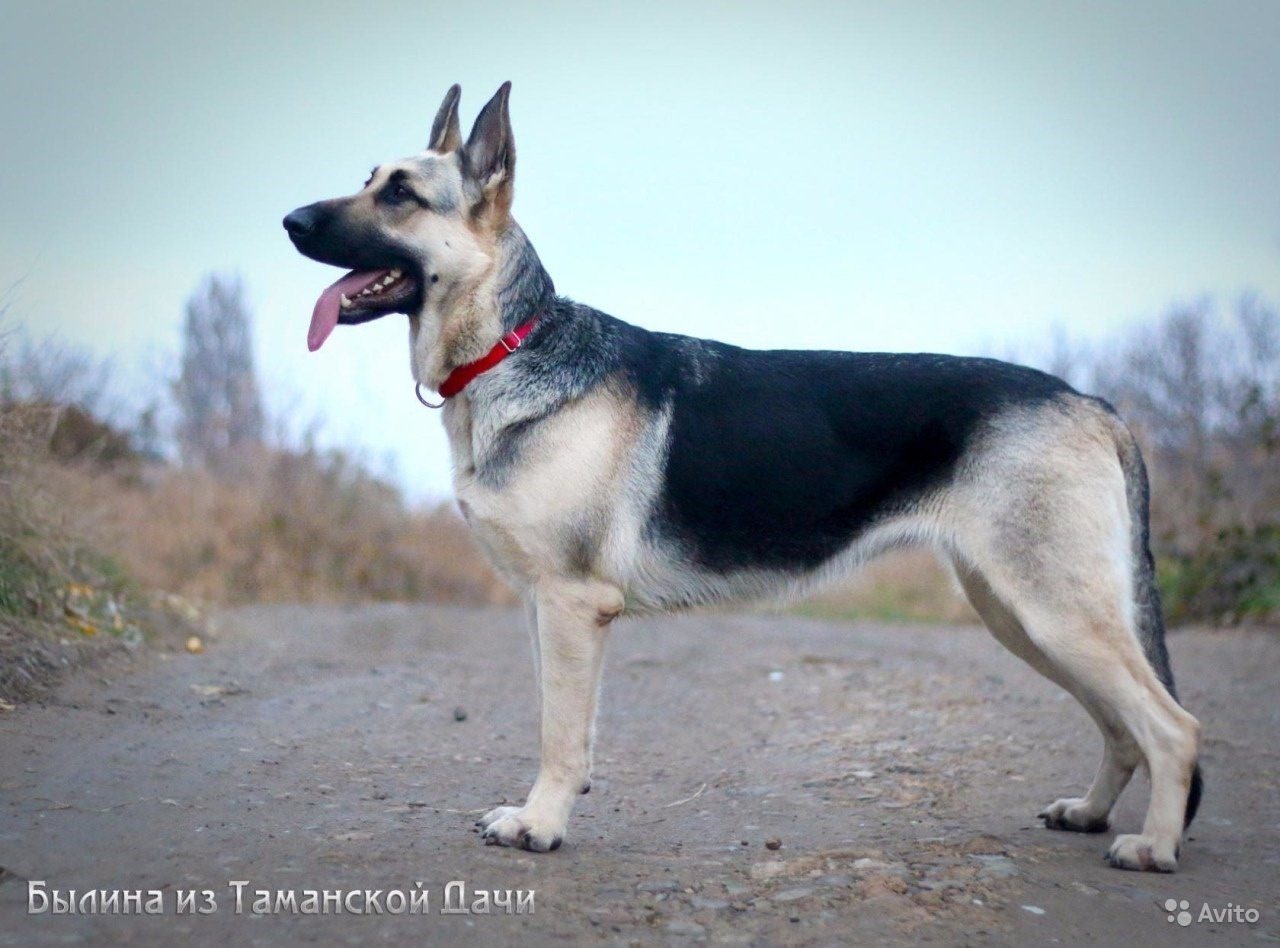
[283,207,317,238]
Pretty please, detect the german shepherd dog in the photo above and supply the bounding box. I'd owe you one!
[284,83,1202,871]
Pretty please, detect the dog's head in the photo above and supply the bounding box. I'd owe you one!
[284,83,518,351]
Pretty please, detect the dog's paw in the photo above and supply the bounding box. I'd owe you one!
[1038,797,1110,833]
[476,805,521,829]
[475,805,564,853]
[1105,833,1179,872]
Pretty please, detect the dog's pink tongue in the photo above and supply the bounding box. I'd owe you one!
[307,270,383,352]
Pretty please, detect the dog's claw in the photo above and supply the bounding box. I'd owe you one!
[476,803,565,853]
[1106,833,1178,872]
[1039,797,1110,833]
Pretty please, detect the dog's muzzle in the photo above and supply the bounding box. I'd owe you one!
[283,205,324,243]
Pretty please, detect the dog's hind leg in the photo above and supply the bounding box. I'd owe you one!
[952,562,1140,834]
[948,466,1200,871]
[478,577,622,852]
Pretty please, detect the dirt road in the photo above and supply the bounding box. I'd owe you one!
[1,604,1277,944]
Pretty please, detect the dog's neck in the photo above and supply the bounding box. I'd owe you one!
[410,221,554,389]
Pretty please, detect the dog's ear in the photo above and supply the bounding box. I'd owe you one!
[427,84,462,153]
[462,81,515,218]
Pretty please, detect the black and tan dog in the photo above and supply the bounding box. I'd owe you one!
[284,83,1202,871]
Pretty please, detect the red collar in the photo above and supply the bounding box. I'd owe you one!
[437,316,540,399]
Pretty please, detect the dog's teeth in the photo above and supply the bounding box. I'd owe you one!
[381,275,396,286]
[340,295,352,308]
[390,269,402,278]
[372,284,383,293]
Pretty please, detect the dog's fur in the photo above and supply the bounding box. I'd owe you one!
[285,83,1203,871]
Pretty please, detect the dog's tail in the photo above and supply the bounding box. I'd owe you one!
[1110,408,1203,828]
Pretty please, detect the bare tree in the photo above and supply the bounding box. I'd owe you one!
[173,274,264,472]
[1010,295,1280,621]
[0,289,114,412]
[1082,297,1280,556]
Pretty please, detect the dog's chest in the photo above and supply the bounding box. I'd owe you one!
[448,389,650,586]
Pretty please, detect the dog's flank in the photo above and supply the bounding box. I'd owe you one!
[284,83,1202,869]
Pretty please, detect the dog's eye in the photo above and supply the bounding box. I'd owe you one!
[381,181,417,204]
[382,182,427,209]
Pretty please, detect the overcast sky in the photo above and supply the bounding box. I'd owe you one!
[2,1,1277,498]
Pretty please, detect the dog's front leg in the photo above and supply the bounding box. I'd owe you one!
[478,578,622,852]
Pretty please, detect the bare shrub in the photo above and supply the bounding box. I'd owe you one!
[1022,296,1280,623]
[0,334,114,410]
[174,274,265,472]
[49,447,510,607]
[1,291,508,614]
[1091,298,1280,554]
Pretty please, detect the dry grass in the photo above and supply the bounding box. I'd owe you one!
[0,403,110,619]
[0,401,158,699]
[794,548,978,624]
[46,449,512,608]
[0,389,508,700]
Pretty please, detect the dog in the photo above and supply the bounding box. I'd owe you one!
[284,83,1202,871]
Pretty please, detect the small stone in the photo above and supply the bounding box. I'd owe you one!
[1021,904,1046,916]
[665,920,705,937]
[764,837,782,850]
[853,858,888,871]
[918,879,967,892]
[771,887,814,902]
[690,896,729,911]
[750,860,787,881]
[970,854,1018,878]
[637,879,681,893]
[960,835,1007,855]
[453,707,468,721]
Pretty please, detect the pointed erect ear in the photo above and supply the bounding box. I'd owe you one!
[463,82,515,207]
[427,84,462,153]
